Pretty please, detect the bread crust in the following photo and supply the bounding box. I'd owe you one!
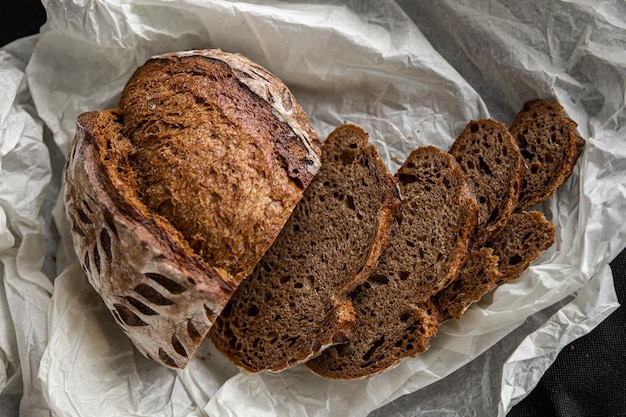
[63,49,321,368]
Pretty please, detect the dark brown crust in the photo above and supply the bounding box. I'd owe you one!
[63,49,322,369]
[510,99,585,210]
[209,124,400,372]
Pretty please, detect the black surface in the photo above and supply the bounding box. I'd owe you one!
[0,1,46,47]
[509,248,626,417]
[1,2,625,416]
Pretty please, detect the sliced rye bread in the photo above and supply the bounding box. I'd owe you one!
[306,146,478,379]
[209,124,400,372]
[435,119,522,320]
[510,99,585,211]
[449,119,524,245]
[433,211,554,322]
[486,210,555,283]
[432,247,502,322]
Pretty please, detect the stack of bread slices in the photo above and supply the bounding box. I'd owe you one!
[210,99,585,379]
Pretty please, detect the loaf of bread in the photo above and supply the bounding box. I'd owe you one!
[306,146,478,379]
[209,124,400,372]
[63,49,322,368]
[510,99,585,210]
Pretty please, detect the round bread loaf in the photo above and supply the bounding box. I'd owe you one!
[63,49,322,368]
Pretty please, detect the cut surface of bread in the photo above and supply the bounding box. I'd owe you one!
[486,211,555,282]
[509,99,585,211]
[449,119,524,245]
[433,247,502,321]
[209,124,400,372]
[64,49,321,368]
[306,146,478,379]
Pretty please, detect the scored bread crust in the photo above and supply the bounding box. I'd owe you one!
[64,49,322,369]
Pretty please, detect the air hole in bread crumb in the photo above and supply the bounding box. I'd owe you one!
[530,163,541,174]
[345,195,356,210]
[508,255,523,265]
[521,149,534,160]
[247,305,260,317]
[362,335,385,362]
[305,275,315,289]
[368,274,389,286]
[399,271,410,281]
[470,123,479,133]
[479,157,493,176]
[397,173,418,185]
[340,149,356,165]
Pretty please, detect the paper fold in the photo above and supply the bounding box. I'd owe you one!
[1,1,625,416]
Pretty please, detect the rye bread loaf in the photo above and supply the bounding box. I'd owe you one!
[63,49,322,368]
[209,124,400,372]
[306,146,478,379]
[449,119,524,245]
[510,99,585,210]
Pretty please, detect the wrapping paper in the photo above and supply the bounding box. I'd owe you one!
[1,1,625,416]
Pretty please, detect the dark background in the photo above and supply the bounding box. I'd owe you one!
[2,1,624,416]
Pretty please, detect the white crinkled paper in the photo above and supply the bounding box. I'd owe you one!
[1,1,625,416]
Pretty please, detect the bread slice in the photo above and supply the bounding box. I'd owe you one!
[449,119,524,245]
[306,146,478,379]
[432,247,502,321]
[509,99,585,210]
[64,49,322,369]
[486,211,555,282]
[209,124,400,372]
[433,211,554,321]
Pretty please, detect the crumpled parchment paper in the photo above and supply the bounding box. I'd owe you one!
[1,1,625,416]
